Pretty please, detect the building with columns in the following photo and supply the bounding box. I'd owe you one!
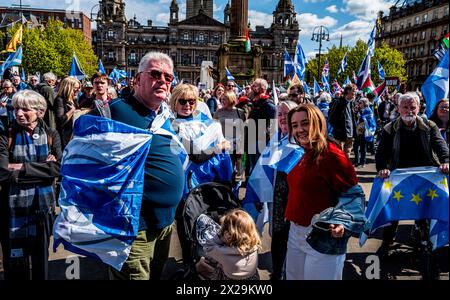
[376,0,449,89]
[93,0,300,85]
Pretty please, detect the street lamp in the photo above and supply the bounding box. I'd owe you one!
[90,3,104,63]
[311,26,330,80]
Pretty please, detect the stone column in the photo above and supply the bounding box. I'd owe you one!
[230,0,248,40]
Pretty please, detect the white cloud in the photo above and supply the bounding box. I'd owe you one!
[248,10,273,30]
[329,20,373,46]
[302,0,326,3]
[326,5,338,13]
[297,13,338,37]
[342,0,395,21]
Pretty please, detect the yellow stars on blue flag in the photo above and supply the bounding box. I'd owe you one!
[410,193,423,206]
[393,190,403,202]
[383,180,393,192]
[427,189,439,201]
[439,177,448,189]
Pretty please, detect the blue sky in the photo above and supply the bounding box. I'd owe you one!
[11,0,396,58]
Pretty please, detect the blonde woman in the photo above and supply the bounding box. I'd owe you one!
[54,77,80,149]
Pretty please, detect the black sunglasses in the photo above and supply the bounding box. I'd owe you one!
[144,69,174,83]
[178,98,196,106]
[289,93,299,97]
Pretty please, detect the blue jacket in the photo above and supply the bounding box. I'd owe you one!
[306,184,368,255]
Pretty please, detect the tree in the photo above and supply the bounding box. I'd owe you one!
[7,20,97,78]
[305,39,407,86]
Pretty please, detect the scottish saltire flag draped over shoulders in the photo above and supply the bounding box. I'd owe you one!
[98,59,106,74]
[338,52,348,75]
[294,38,308,80]
[422,49,449,116]
[225,67,235,81]
[68,53,85,80]
[377,61,386,81]
[53,115,153,271]
[283,49,295,78]
[360,167,449,250]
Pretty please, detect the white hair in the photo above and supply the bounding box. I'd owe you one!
[138,52,174,73]
[253,78,269,91]
[398,92,420,107]
[11,90,47,112]
[319,92,332,103]
[43,72,56,82]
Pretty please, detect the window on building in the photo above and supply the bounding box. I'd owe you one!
[413,32,418,42]
[404,48,409,58]
[181,54,190,66]
[415,16,420,25]
[129,51,137,62]
[444,7,449,17]
[429,43,435,55]
[433,10,439,20]
[421,31,426,40]
[400,22,404,29]
[407,20,411,27]
[405,34,410,44]
[412,47,416,57]
[108,29,114,39]
[443,25,449,35]
[196,54,205,66]
[197,33,205,44]
[108,50,114,60]
[423,14,428,23]
[183,33,189,41]
[398,36,403,45]
[284,37,289,44]
[78,18,82,29]
[419,45,424,56]
[428,62,435,74]
[431,29,437,38]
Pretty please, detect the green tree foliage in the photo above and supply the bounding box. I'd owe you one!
[6,20,97,78]
[305,39,407,86]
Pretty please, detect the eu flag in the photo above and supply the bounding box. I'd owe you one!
[360,167,449,250]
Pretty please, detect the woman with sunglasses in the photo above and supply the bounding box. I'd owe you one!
[170,83,232,263]
[429,98,449,146]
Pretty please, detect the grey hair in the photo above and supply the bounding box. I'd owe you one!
[358,97,370,107]
[11,90,47,112]
[43,72,56,82]
[253,78,269,91]
[107,86,118,99]
[318,92,332,103]
[138,52,174,73]
[398,92,420,107]
[279,100,298,111]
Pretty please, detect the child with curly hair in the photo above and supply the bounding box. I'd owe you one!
[195,209,261,280]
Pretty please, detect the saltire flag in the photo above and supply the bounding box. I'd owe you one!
[361,107,377,142]
[225,67,235,81]
[322,58,329,79]
[361,76,375,94]
[0,45,23,76]
[332,79,343,96]
[314,77,321,95]
[422,49,449,116]
[321,72,331,93]
[367,25,376,57]
[360,167,449,250]
[235,82,243,93]
[98,59,106,74]
[243,132,304,230]
[338,52,348,75]
[21,67,26,82]
[109,67,127,84]
[377,61,386,81]
[283,49,295,78]
[245,29,252,53]
[3,24,22,53]
[343,75,351,87]
[356,53,371,89]
[53,115,153,271]
[303,81,311,96]
[294,38,308,80]
[68,53,86,80]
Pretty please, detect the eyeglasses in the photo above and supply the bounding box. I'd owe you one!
[289,93,299,97]
[143,69,174,83]
[178,99,196,106]
[227,84,235,87]
[93,81,107,85]
[438,105,449,110]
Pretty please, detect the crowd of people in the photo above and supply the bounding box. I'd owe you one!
[0,51,448,280]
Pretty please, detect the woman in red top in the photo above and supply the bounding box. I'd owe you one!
[285,104,358,280]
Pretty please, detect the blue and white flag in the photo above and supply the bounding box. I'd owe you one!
[303,81,311,96]
[343,75,351,87]
[0,46,23,76]
[322,72,331,93]
[294,39,308,80]
[283,49,295,78]
[53,115,153,271]
[377,61,386,81]
[322,58,329,80]
[98,59,106,74]
[422,49,449,116]
[21,67,26,82]
[314,77,321,95]
[109,67,127,84]
[225,67,235,81]
[356,53,371,89]
[172,71,178,87]
[338,52,348,75]
[68,53,86,80]
[360,167,449,250]
[367,25,376,58]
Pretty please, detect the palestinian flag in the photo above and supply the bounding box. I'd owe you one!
[245,30,251,53]
[361,76,375,94]
[373,81,386,96]
[443,33,449,49]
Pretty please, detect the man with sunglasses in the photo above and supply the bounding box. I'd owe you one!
[90,52,185,280]
[288,84,306,105]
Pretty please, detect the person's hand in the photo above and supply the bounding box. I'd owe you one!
[46,154,56,162]
[329,224,345,238]
[378,169,390,179]
[0,102,6,107]
[67,102,76,113]
[217,140,231,151]
[440,163,449,174]
[8,163,23,171]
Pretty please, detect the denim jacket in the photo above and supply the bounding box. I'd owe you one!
[306,184,368,255]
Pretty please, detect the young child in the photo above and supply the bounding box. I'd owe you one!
[195,209,261,280]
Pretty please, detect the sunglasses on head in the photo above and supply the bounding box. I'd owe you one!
[145,69,174,83]
[178,98,196,106]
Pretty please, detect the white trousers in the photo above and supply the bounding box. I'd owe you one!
[285,222,346,280]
